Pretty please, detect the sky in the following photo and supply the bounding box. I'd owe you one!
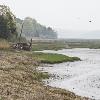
[0,0,100,38]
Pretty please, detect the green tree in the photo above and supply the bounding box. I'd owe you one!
[0,5,17,40]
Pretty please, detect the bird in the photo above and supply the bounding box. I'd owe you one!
[89,20,92,22]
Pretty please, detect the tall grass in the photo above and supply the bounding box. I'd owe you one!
[0,39,10,50]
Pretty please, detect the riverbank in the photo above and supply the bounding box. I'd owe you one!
[0,50,89,100]
[40,48,100,100]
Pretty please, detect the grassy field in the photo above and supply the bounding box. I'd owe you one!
[32,52,80,64]
[32,41,69,51]
[31,39,100,51]
[63,39,100,49]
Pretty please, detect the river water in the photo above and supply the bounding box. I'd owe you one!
[38,48,100,100]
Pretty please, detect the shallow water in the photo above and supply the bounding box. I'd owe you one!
[38,48,100,100]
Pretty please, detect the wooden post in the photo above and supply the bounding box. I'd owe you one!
[30,38,32,49]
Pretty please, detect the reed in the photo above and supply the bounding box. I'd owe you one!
[0,39,10,50]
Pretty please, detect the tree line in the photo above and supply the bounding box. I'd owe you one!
[0,5,57,42]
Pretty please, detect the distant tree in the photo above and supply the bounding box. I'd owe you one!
[0,5,17,40]
[16,17,58,40]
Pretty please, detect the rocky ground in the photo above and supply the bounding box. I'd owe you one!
[0,50,90,100]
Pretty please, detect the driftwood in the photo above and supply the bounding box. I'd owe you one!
[12,42,32,51]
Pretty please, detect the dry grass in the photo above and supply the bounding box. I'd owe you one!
[0,39,10,50]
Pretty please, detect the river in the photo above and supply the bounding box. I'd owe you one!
[38,48,100,100]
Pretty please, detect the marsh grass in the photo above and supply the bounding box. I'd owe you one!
[32,42,68,51]
[0,39,10,50]
[32,52,80,64]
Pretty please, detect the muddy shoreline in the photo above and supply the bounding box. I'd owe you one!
[0,50,91,100]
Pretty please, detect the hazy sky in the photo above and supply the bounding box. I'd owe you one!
[0,0,100,32]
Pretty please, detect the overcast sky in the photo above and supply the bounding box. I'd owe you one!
[0,0,100,38]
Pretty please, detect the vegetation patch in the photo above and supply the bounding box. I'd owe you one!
[33,72,49,81]
[32,52,80,64]
[32,42,69,51]
[0,39,10,50]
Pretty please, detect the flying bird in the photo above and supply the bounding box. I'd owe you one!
[89,20,92,23]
